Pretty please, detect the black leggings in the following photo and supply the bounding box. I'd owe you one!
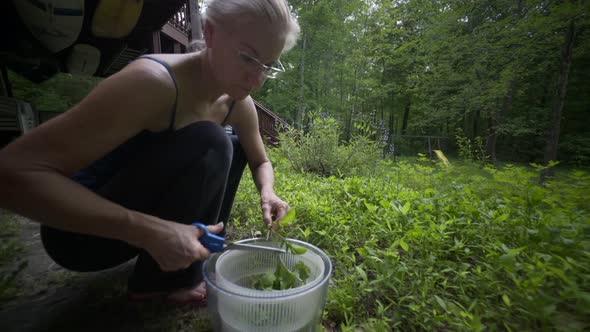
[40,121,248,292]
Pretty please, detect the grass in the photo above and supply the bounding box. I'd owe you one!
[2,152,588,331]
[0,210,26,304]
[231,152,590,331]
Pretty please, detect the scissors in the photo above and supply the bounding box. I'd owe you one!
[193,222,286,254]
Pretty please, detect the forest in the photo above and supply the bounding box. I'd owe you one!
[252,0,590,166]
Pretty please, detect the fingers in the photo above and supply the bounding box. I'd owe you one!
[152,222,223,272]
[207,221,225,234]
[274,203,289,222]
[262,203,272,227]
[194,241,211,261]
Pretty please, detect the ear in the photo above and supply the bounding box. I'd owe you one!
[204,20,214,48]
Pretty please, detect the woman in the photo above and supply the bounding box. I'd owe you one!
[0,0,300,304]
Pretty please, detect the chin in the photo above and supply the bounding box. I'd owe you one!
[228,88,251,100]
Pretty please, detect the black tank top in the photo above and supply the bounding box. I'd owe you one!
[71,56,235,190]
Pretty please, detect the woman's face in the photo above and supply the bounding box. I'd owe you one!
[208,18,286,100]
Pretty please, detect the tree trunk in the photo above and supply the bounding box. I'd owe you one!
[346,60,361,142]
[472,109,480,141]
[346,15,370,141]
[346,106,354,141]
[296,33,307,130]
[339,67,344,113]
[401,95,411,135]
[388,99,395,155]
[485,111,496,164]
[543,20,576,178]
[486,80,515,165]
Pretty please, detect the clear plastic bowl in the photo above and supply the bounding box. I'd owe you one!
[203,238,332,332]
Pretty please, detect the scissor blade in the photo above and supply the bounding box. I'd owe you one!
[225,242,286,254]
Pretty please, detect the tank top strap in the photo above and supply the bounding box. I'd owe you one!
[137,56,178,131]
[221,100,236,127]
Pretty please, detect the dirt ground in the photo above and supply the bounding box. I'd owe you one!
[0,211,212,332]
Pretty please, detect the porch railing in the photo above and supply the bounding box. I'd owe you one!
[254,101,289,147]
[167,2,190,36]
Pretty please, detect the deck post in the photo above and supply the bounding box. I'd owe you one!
[152,31,162,53]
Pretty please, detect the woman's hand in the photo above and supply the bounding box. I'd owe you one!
[261,191,289,229]
[136,218,224,272]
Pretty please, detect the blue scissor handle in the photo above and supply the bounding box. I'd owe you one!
[192,222,225,253]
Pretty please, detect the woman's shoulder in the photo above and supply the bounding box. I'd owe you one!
[111,54,185,92]
[235,96,256,110]
[136,52,190,62]
[231,96,257,118]
[228,96,260,129]
[128,53,193,76]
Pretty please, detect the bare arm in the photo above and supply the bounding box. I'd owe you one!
[232,98,289,226]
[0,60,220,270]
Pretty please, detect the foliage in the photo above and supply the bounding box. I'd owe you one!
[254,0,590,164]
[250,260,311,291]
[455,128,489,164]
[276,112,384,178]
[455,129,474,162]
[559,136,590,166]
[248,209,311,291]
[8,71,101,113]
[232,151,590,331]
[0,213,26,304]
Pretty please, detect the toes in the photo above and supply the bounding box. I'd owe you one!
[193,281,207,299]
[166,283,207,303]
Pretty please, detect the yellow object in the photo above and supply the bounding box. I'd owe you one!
[433,150,450,167]
[91,0,144,38]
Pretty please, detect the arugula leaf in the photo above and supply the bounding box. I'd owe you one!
[279,209,296,228]
[248,208,314,291]
[286,242,308,255]
[294,261,311,282]
[251,272,276,290]
[273,260,297,290]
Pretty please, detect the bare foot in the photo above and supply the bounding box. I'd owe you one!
[166,281,207,304]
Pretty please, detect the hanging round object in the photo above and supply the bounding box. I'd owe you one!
[91,0,144,39]
[13,0,84,53]
[67,44,101,76]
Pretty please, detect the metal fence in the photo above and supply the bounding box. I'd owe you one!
[388,134,454,159]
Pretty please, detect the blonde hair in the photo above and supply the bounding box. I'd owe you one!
[204,0,300,53]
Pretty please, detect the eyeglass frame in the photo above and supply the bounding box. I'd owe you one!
[236,50,285,79]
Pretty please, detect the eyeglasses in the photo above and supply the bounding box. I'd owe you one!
[237,50,285,79]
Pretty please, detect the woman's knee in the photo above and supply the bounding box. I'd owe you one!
[41,225,137,272]
[178,121,233,163]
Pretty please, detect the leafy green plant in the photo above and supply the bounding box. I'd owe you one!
[455,128,489,164]
[276,112,383,178]
[0,214,26,304]
[233,151,590,331]
[250,260,311,291]
[248,209,312,291]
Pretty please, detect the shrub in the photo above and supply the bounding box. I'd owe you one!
[232,158,590,331]
[276,112,383,178]
[455,128,489,164]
